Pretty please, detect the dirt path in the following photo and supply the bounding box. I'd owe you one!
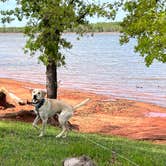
[0,78,166,143]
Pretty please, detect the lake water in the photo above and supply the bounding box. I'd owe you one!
[0,33,166,107]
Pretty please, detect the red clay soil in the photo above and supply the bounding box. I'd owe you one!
[0,78,166,143]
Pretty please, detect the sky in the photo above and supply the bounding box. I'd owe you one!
[0,0,126,27]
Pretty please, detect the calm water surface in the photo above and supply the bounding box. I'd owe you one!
[0,33,166,107]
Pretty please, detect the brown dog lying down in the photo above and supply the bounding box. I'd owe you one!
[31,89,90,138]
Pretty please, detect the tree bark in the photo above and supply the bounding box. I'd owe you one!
[46,61,57,99]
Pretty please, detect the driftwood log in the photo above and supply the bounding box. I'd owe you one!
[0,91,15,108]
[0,87,25,105]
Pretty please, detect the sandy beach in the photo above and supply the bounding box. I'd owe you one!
[0,78,166,143]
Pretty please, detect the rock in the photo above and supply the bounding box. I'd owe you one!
[63,155,96,166]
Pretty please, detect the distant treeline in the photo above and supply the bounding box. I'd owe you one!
[0,27,24,33]
[91,22,122,32]
[0,22,122,33]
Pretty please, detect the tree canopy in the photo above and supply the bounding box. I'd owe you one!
[1,0,165,68]
[120,0,166,66]
[0,0,122,98]
[0,0,121,66]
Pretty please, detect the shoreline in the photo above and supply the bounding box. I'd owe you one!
[1,76,166,109]
[0,78,166,143]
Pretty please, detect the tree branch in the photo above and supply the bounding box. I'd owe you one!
[76,11,89,23]
[68,0,75,5]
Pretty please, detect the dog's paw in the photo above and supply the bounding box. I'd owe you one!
[38,133,44,137]
[62,134,67,138]
[56,134,62,138]
[33,124,39,130]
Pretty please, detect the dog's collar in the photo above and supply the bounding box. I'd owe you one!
[35,99,45,111]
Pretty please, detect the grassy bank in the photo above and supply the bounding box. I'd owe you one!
[0,22,121,33]
[0,121,165,165]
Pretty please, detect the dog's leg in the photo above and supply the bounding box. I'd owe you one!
[56,124,67,138]
[62,122,70,138]
[56,111,72,138]
[32,115,40,130]
[39,118,48,137]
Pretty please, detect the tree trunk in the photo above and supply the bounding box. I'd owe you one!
[46,61,57,99]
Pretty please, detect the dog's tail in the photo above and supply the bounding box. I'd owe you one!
[73,98,90,110]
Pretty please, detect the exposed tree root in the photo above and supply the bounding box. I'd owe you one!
[0,110,78,130]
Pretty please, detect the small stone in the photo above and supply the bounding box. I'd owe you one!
[63,155,96,166]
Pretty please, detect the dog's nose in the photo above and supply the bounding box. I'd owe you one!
[33,95,37,99]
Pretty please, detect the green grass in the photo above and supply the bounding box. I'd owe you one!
[0,121,165,166]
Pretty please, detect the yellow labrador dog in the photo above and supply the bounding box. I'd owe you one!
[31,89,90,138]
